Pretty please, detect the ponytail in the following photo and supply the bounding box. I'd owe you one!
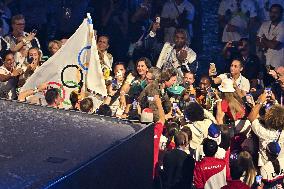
[271,159,281,175]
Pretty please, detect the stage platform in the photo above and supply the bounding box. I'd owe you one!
[0,100,153,189]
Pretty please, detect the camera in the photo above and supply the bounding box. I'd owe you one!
[111,80,120,91]
[265,65,275,73]
[265,87,272,97]
[27,56,34,64]
[31,29,37,34]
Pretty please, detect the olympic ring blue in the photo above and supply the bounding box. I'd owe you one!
[87,17,92,24]
[77,46,91,71]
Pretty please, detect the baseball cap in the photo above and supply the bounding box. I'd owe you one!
[140,108,154,123]
[267,141,281,156]
[208,123,221,145]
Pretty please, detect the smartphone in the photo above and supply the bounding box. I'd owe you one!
[147,96,154,101]
[156,16,160,23]
[246,93,255,105]
[231,41,239,48]
[27,56,34,64]
[255,175,262,186]
[173,102,178,109]
[265,87,272,96]
[210,63,217,75]
[31,29,37,34]
[266,65,275,73]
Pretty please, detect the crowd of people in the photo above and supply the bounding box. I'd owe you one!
[0,0,284,189]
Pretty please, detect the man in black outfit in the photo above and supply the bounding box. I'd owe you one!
[162,131,195,189]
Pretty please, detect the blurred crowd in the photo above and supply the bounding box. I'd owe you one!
[0,0,284,189]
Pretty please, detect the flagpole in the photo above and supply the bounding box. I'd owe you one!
[82,13,94,96]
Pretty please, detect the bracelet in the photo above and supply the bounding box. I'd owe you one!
[256,101,264,105]
[120,91,126,96]
[215,99,222,103]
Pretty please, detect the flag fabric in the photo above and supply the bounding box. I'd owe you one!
[21,14,107,107]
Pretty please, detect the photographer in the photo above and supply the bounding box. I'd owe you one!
[195,76,215,111]
[0,50,23,99]
[4,14,40,53]
[104,62,126,116]
[157,29,197,84]
[248,91,284,166]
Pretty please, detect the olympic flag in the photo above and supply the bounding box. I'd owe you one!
[21,14,107,107]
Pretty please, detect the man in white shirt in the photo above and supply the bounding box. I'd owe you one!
[210,59,250,95]
[156,29,196,83]
[161,0,195,43]
[257,4,284,68]
[0,50,23,99]
[218,0,257,42]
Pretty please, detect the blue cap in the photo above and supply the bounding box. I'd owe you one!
[208,123,221,138]
[267,141,281,156]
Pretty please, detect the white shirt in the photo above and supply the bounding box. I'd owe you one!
[102,51,113,70]
[218,0,257,42]
[257,21,284,68]
[185,119,213,150]
[157,42,196,69]
[260,157,284,183]
[161,0,195,42]
[256,0,284,21]
[218,73,250,92]
[251,119,284,166]
[156,42,197,83]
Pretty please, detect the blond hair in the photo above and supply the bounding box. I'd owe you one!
[48,40,62,51]
[223,92,245,120]
[238,151,257,187]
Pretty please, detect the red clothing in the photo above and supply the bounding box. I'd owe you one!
[194,157,228,189]
[221,180,250,189]
[153,121,164,178]
[221,100,245,120]
[224,148,231,180]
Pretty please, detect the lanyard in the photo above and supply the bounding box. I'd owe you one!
[268,22,278,35]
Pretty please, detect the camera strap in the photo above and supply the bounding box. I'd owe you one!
[276,129,282,143]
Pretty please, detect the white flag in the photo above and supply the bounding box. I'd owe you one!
[86,16,107,97]
[21,14,107,107]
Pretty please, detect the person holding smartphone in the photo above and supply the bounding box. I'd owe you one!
[4,14,41,53]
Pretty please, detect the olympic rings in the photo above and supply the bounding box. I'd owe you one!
[46,81,66,99]
[78,46,91,71]
[61,65,83,88]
